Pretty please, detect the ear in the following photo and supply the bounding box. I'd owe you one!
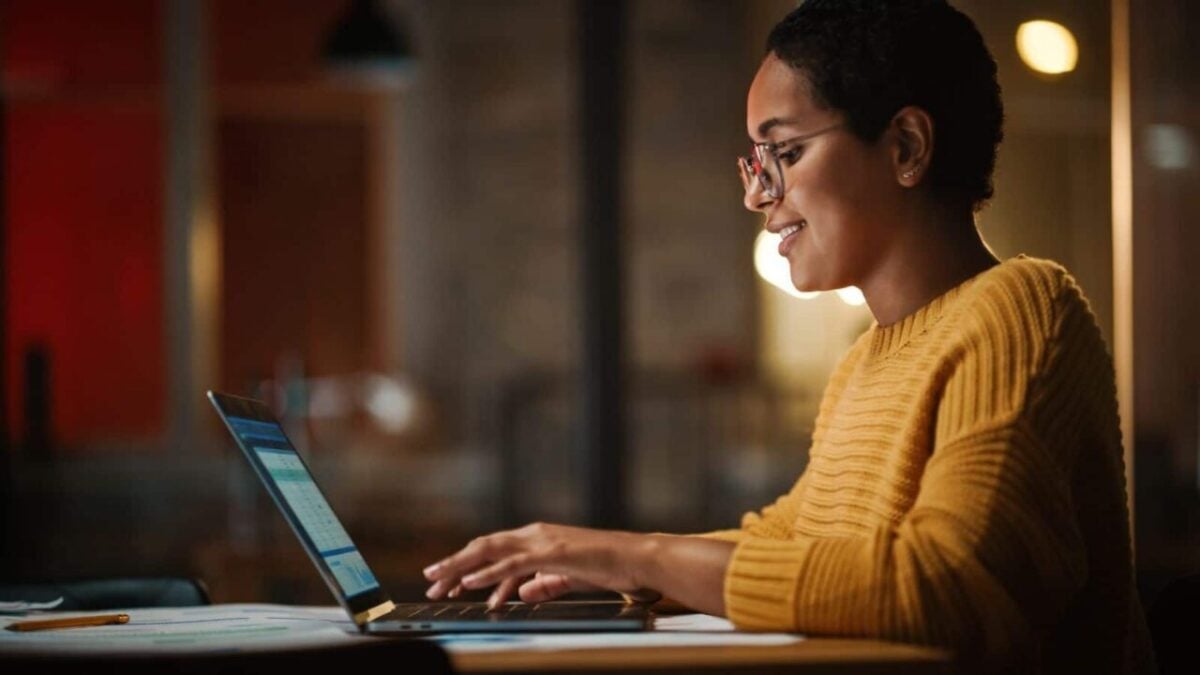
[890,106,934,187]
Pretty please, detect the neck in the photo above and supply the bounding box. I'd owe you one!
[859,210,999,327]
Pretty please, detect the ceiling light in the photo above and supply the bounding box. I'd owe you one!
[1016,20,1078,75]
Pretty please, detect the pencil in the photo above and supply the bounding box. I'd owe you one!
[5,613,130,632]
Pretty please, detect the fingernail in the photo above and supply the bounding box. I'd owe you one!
[425,586,438,599]
[487,593,499,610]
[423,563,440,578]
[462,574,478,587]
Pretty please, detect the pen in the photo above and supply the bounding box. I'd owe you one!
[6,613,130,632]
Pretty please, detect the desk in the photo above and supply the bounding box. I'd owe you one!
[452,638,951,674]
[0,605,951,674]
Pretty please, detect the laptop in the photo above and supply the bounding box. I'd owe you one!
[207,390,650,634]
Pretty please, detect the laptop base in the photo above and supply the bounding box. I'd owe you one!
[364,601,650,634]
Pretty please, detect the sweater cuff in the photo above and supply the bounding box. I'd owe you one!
[696,528,746,543]
[723,537,809,631]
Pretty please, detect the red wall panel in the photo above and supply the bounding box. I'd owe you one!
[4,0,164,449]
[3,0,161,87]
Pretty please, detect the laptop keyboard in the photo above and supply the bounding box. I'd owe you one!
[391,602,538,621]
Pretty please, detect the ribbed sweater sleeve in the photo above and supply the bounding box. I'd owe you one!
[720,259,1128,669]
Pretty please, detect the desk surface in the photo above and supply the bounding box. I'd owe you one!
[0,604,952,674]
[451,637,952,674]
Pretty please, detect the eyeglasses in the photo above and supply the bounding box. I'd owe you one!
[737,123,844,200]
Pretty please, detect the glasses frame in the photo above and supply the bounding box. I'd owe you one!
[738,123,844,200]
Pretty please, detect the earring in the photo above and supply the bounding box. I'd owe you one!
[902,168,918,180]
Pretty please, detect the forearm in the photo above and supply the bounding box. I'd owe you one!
[634,534,736,617]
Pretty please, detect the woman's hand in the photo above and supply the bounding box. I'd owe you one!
[423,523,737,616]
[422,523,656,609]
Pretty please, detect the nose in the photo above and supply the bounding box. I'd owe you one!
[743,182,776,213]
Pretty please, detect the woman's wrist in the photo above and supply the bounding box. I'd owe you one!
[623,533,668,602]
[626,532,735,616]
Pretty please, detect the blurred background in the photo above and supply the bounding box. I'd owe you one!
[0,0,1196,609]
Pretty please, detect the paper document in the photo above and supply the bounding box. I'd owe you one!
[0,604,362,655]
[429,613,803,654]
[0,598,64,613]
[654,613,743,632]
[0,605,802,656]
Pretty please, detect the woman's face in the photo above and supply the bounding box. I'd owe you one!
[744,54,903,293]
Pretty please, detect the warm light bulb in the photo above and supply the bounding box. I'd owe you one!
[1016,20,1078,75]
[835,286,866,307]
[753,230,817,299]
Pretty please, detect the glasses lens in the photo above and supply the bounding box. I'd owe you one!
[738,157,755,191]
[753,146,782,198]
[740,149,784,199]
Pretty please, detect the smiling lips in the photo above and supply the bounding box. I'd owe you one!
[776,220,806,255]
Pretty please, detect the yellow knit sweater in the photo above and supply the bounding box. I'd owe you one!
[714,256,1152,673]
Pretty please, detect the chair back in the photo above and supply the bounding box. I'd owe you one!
[1148,573,1200,674]
[0,577,211,610]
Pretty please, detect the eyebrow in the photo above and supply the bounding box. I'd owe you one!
[754,117,799,140]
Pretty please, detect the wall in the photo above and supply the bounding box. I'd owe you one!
[3,0,165,450]
[1129,0,1200,584]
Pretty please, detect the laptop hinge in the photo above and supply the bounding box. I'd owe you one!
[354,600,396,625]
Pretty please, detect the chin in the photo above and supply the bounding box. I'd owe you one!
[791,265,845,295]
[789,272,821,294]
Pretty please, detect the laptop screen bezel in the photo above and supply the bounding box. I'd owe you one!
[208,391,393,623]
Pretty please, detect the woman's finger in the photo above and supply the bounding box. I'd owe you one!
[487,576,522,611]
[518,573,579,603]
[461,553,539,590]
[424,531,518,587]
[423,537,493,581]
[424,577,455,600]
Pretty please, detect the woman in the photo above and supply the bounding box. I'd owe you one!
[424,1,1153,671]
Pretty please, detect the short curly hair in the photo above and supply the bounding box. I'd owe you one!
[766,0,1004,212]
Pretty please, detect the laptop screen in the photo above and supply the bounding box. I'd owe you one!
[225,415,382,601]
